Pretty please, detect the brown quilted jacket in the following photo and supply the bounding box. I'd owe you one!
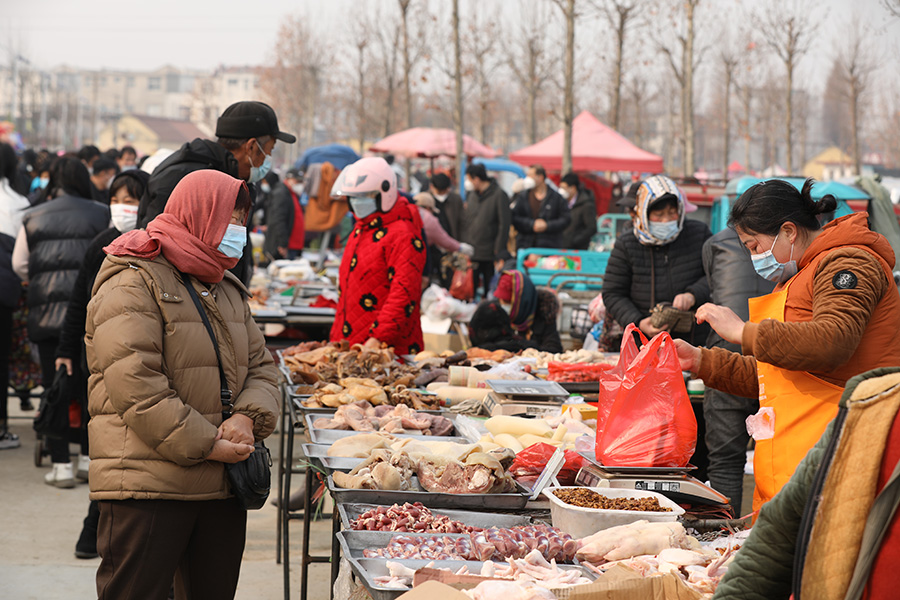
[84,254,279,501]
[699,213,900,397]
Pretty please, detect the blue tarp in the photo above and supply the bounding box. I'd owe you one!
[473,157,526,178]
[294,144,360,171]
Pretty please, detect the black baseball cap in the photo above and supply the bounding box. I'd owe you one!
[215,101,296,144]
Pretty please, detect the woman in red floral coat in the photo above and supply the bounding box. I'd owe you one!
[329,157,426,355]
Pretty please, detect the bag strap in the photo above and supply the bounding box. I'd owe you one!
[179,271,234,420]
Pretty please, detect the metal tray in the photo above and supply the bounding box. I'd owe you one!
[305,413,467,444]
[338,503,534,531]
[300,444,364,471]
[327,475,530,510]
[578,451,697,475]
[337,529,468,560]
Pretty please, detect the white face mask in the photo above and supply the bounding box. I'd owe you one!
[433,193,449,203]
[522,176,536,190]
[109,204,138,233]
[350,196,378,219]
[291,183,305,196]
[559,187,572,200]
[464,179,475,193]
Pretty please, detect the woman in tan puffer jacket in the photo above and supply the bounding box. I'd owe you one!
[85,170,279,599]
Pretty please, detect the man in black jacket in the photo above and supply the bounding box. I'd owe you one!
[701,227,775,516]
[559,172,597,250]
[264,168,304,261]
[511,165,571,251]
[463,164,511,298]
[137,101,295,282]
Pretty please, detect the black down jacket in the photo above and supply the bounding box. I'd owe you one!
[601,219,712,345]
[702,227,776,351]
[563,188,597,250]
[511,186,571,250]
[21,194,110,342]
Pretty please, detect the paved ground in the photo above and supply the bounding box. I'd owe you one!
[0,401,334,600]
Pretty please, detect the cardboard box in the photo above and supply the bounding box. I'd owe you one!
[424,332,464,354]
[396,580,469,600]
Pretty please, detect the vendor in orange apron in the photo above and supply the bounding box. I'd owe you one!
[672,178,900,513]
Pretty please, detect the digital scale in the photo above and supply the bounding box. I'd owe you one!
[483,380,568,416]
[575,452,730,507]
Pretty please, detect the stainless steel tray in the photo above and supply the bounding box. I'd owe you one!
[337,530,468,560]
[300,443,363,471]
[305,413,467,444]
[327,475,530,510]
[338,503,534,531]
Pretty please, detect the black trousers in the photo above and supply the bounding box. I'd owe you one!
[472,260,495,300]
[0,306,11,423]
[37,339,88,462]
[97,498,247,600]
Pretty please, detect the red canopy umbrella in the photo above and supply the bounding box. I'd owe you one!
[370,127,498,159]
[509,111,663,173]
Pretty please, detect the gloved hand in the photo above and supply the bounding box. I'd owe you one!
[458,243,474,257]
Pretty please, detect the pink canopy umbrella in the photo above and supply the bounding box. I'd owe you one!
[370,127,499,159]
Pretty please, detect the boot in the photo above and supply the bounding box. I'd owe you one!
[44,463,76,488]
[74,501,99,559]
[76,455,91,482]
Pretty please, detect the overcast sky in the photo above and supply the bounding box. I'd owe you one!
[2,0,898,93]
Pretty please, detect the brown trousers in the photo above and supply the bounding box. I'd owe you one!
[96,498,247,600]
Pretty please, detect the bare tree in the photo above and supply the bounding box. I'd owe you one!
[461,8,502,145]
[718,32,741,179]
[883,0,900,17]
[596,0,637,131]
[836,19,878,175]
[260,14,333,150]
[452,0,464,188]
[757,0,819,174]
[659,0,702,176]
[624,74,653,146]
[370,8,402,137]
[502,1,558,144]
[398,0,414,129]
[351,16,369,152]
[552,0,578,173]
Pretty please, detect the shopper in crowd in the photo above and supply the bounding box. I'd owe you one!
[676,178,900,511]
[264,168,305,261]
[87,170,279,598]
[0,143,31,449]
[137,101,296,284]
[701,227,776,517]
[429,173,464,241]
[511,164,571,251]
[27,155,52,205]
[413,191,473,283]
[463,163,511,299]
[78,145,101,170]
[89,158,119,204]
[559,172,597,250]
[116,146,137,171]
[11,156,109,485]
[712,367,900,600]
[329,157,426,355]
[601,174,712,344]
[52,169,149,558]
[469,269,563,353]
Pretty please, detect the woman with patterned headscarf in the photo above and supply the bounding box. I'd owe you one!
[601,175,712,344]
[468,270,562,353]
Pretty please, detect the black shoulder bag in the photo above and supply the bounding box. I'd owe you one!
[180,271,271,510]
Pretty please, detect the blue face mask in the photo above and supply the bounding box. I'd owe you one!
[248,140,272,184]
[751,233,798,283]
[349,196,378,219]
[648,220,680,243]
[218,224,246,259]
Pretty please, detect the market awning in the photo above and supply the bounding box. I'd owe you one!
[370,127,498,159]
[508,111,663,173]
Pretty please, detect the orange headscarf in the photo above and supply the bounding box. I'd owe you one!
[104,170,245,283]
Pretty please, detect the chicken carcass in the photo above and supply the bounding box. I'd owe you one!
[575,520,695,564]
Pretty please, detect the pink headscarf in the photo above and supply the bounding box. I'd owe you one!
[104,170,245,283]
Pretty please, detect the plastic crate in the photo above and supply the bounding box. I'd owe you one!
[516,248,609,288]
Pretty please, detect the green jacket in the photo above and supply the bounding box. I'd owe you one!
[712,367,900,600]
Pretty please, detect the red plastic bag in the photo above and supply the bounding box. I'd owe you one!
[595,330,697,467]
[509,442,584,486]
[595,323,646,434]
[449,262,474,301]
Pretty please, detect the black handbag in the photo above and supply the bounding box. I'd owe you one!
[33,366,72,439]
[180,271,271,510]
